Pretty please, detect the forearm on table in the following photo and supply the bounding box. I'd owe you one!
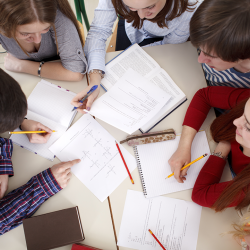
[0,168,61,235]
[178,125,197,150]
[19,60,83,81]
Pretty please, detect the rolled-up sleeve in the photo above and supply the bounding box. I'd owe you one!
[52,9,87,74]
[0,138,13,176]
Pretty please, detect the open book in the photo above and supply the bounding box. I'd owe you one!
[10,80,77,161]
[101,43,187,133]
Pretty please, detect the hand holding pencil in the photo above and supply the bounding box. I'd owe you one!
[17,119,53,144]
[167,154,208,179]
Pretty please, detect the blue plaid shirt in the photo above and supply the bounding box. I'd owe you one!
[0,137,62,235]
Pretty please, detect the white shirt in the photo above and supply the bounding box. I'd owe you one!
[84,0,201,73]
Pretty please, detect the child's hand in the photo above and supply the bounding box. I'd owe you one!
[51,159,81,188]
[0,175,8,199]
[20,119,53,144]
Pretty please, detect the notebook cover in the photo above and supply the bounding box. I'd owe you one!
[72,243,102,250]
[23,207,84,250]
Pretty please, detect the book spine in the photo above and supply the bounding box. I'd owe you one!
[133,146,147,197]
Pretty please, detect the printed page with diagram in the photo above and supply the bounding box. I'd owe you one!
[49,114,137,202]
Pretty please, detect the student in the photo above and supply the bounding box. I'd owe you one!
[190,0,250,88]
[0,0,87,81]
[168,86,250,210]
[0,69,80,235]
[71,0,201,112]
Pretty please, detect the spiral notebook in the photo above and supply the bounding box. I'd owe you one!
[133,131,210,198]
[10,80,77,161]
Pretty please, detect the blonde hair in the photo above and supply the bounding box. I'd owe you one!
[227,210,250,243]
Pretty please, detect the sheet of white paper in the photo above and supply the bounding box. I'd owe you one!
[89,69,171,134]
[28,80,77,128]
[49,114,137,202]
[10,110,67,161]
[140,68,187,132]
[118,190,202,250]
[134,131,210,198]
[101,43,160,90]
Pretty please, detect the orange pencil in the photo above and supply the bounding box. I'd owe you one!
[148,229,166,250]
[115,141,134,184]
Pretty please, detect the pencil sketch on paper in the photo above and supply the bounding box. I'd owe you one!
[49,114,137,202]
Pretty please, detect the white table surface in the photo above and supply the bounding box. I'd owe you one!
[0,55,117,250]
[98,42,241,250]
[0,42,241,250]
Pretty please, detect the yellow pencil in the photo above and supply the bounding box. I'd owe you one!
[9,130,56,134]
[166,153,208,179]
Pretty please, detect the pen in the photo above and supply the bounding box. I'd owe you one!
[9,130,56,134]
[72,85,98,111]
[148,229,166,250]
[166,153,208,179]
[115,141,134,184]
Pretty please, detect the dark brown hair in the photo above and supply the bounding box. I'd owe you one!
[0,69,27,133]
[190,0,250,62]
[209,98,250,211]
[0,0,84,54]
[111,0,197,29]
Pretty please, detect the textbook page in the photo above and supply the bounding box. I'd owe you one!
[10,110,66,161]
[140,68,187,132]
[118,190,202,250]
[134,131,210,198]
[88,69,171,134]
[101,43,161,90]
[49,114,137,202]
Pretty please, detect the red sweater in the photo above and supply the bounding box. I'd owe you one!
[183,86,250,207]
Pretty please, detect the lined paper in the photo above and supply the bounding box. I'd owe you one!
[134,131,210,198]
[118,190,202,250]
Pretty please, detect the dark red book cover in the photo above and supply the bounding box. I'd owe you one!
[72,243,102,250]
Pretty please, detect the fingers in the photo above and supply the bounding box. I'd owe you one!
[71,90,88,107]
[86,94,95,111]
[29,133,51,144]
[62,159,81,171]
[36,123,53,133]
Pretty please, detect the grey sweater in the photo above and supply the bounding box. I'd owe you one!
[0,9,87,74]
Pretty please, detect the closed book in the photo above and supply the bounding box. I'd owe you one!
[23,206,84,250]
[72,243,102,250]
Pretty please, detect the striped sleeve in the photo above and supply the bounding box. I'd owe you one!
[0,168,62,235]
[0,138,14,176]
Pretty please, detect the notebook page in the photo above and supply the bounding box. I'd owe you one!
[88,69,171,134]
[118,190,202,250]
[101,43,161,90]
[27,80,77,128]
[10,110,67,161]
[135,131,210,198]
[49,114,137,202]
